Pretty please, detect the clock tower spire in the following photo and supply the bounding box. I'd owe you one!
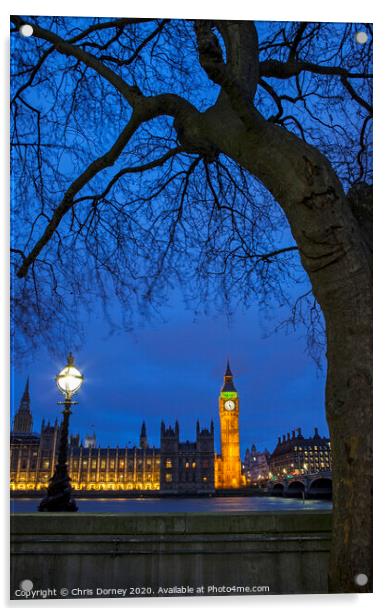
[222,359,236,391]
[216,360,243,488]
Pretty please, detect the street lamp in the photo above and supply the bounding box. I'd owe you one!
[38,353,84,512]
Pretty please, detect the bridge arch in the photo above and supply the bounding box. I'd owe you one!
[308,477,332,499]
[271,482,284,497]
[285,480,305,498]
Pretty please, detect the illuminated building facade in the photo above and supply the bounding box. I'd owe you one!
[269,428,332,478]
[10,381,213,492]
[215,361,244,488]
[10,409,160,491]
[242,445,270,486]
[11,363,245,492]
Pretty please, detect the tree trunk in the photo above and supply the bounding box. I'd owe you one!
[325,270,372,592]
[325,186,372,592]
[193,102,373,592]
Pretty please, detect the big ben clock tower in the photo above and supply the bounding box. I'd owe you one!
[217,360,243,488]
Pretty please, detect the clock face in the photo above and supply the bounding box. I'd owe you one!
[224,400,235,411]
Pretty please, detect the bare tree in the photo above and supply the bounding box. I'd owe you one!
[10,16,372,592]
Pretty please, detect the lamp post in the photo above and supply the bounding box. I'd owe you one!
[38,353,84,512]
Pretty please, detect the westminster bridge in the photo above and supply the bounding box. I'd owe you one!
[267,471,332,499]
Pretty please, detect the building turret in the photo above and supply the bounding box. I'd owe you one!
[70,434,80,447]
[83,433,96,448]
[140,421,148,449]
[13,379,33,433]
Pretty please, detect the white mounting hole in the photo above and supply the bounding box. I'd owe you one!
[354,573,368,587]
[19,579,34,591]
[355,31,368,45]
[19,24,34,38]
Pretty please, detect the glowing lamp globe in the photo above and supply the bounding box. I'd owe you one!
[56,353,83,398]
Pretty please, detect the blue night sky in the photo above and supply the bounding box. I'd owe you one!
[12,299,327,455]
[10,17,350,457]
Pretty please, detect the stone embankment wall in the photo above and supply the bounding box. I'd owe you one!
[11,511,331,598]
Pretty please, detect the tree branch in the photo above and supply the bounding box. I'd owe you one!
[288,22,308,60]
[10,15,143,106]
[98,20,169,65]
[258,58,372,80]
[11,16,201,132]
[16,113,144,278]
[233,245,299,262]
[340,76,372,114]
[74,146,186,206]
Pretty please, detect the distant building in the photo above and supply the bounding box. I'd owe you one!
[70,434,81,447]
[269,428,332,478]
[14,364,324,494]
[215,361,244,488]
[12,379,33,434]
[83,433,96,449]
[11,418,160,491]
[242,445,270,486]
[10,380,48,489]
[10,396,60,490]
[139,421,147,449]
[10,382,160,490]
[10,381,214,492]
[160,420,215,494]
[66,435,160,490]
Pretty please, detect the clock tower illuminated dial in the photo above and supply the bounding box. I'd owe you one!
[224,400,235,411]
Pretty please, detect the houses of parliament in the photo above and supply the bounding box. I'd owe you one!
[10,362,245,493]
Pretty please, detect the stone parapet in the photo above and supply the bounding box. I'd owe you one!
[11,511,331,598]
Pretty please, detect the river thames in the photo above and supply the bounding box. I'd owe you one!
[11,496,332,513]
